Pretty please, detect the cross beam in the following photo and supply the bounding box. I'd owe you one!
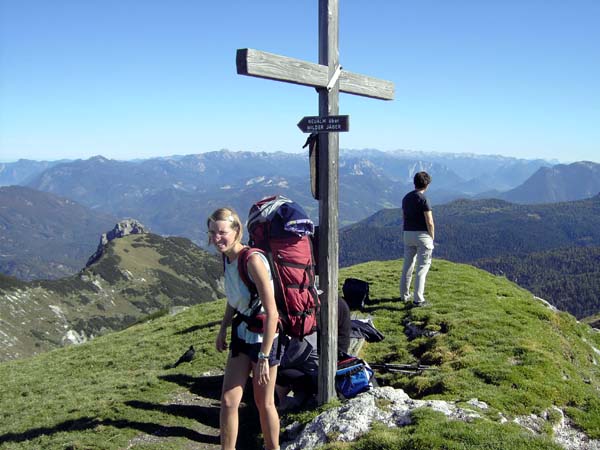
[236,0,394,404]
[237,48,395,101]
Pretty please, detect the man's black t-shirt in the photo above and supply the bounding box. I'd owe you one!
[402,190,432,232]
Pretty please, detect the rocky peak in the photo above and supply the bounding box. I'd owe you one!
[86,219,148,266]
[88,155,110,163]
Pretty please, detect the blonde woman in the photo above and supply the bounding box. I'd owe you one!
[208,207,280,450]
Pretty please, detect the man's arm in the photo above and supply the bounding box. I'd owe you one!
[424,210,435,241]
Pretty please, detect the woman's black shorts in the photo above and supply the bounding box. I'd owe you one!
[230,335,281,366]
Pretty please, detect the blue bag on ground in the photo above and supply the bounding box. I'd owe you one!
[335,355,374,399]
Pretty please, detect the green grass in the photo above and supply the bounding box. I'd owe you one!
[2,258,600,449]
[337,259,600,447]
[0,300,228,450]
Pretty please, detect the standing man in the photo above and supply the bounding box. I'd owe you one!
[400,171,435,307]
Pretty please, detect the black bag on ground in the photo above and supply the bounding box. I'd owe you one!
[342,278,369,310]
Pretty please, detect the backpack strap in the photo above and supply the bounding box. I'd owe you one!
[239,246,285,358]
[237,246,265,313]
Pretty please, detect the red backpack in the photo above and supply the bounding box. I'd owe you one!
[238,195,319,339]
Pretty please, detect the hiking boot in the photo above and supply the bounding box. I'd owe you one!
[412,301,431,308]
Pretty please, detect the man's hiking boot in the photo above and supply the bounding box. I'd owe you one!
[412,301,431,308]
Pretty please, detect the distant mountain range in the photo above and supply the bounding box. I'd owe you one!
[339,194,600,318]
[0,159,68,186]
[1,150,598,282]
[3,150,590,235]
[0,229,223,361]
[351,148,553,193]
[495,161,600,203]
[2,149,551,192]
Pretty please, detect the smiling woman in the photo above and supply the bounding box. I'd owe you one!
[206,206,281,450]
[206,208,242,250]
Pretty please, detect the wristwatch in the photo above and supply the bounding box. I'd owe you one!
[258,351,269,360]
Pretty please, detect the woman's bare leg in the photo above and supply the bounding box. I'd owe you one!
[220,354,251,450]
[253,364,280,450]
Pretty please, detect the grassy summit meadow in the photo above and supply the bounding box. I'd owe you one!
[1,258,599,449]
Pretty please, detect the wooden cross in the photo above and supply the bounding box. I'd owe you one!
[236,0,394,404]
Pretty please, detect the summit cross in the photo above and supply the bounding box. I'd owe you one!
[236,0,395,403]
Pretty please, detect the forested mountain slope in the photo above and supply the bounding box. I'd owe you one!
[0,186,116,280]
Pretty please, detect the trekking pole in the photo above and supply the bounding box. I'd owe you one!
[370,363,438,374]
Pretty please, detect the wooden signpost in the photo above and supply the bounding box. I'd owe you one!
[297,115,349,133]
[236,0,394,403]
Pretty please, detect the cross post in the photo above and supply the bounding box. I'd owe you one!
[236,0,394,404]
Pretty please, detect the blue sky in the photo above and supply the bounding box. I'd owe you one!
[1,0,599,163]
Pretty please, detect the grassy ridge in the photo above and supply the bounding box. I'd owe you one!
[346,260,600,417]
[2,259,600,449]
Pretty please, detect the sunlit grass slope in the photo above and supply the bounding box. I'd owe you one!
[0,299,228,450]
[1,258,600,449]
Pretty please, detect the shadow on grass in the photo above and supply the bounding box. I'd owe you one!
[159,373,223,401]
[157,373,260,449]
[126,400,220,428]
[362,302,408,314]
[0,417,218,445]
[1,373,262,448]
[360,297,414,310]
[175,320,222,335]
[366,297,402,305]
[124,398,259,450]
